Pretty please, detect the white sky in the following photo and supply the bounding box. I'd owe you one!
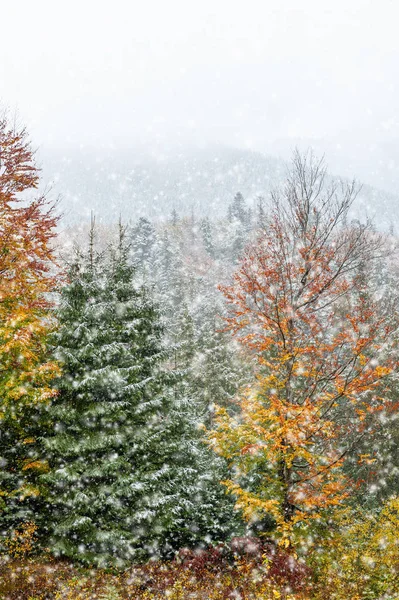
[2,0,399,154]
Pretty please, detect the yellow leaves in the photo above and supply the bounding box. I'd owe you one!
[374,365,391,378]
[0,116,61,508]
[279,537,291,549]
[358,453,377,465]
[7,385,28,401]
[22,459,50,474]
[257,372,284,390]
[4,521,38,558]
[222,480,281,523]
[208,378,355,544]
[210,189,399,555]
[310,497,399,599]
[18,484,40,501]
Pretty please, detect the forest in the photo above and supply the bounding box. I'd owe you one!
[1,114,399,600]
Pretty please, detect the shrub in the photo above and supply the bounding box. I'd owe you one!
[4,522,39,559]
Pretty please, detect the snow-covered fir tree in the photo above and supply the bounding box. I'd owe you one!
[42,223,240,567]
[200,217,216,259]
[129,216,156,276]
[129,215,250,423]
[224,193,253,262]
[227,192,248,224]
[191,290,249,425]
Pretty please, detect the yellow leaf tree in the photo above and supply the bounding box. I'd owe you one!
[208,151,397,543]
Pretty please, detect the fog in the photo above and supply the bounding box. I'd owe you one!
[2,0,399,192]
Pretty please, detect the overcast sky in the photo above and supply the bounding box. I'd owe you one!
[2,0,399,159]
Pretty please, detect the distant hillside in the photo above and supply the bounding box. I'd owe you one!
[38,145,399,231]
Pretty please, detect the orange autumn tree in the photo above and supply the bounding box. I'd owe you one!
[208,151,397,543]
[0,114,60,522]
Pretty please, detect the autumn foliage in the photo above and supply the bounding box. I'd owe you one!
[0,541,312,600]
[0,115,60,509]
[309,496,399,599]
[208,151,397,542]
[1,117,399,598]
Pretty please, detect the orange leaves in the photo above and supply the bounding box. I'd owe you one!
[0,117,59,410]
[0,114,60,504]
[241,443,262,456]
[208,152,397,545]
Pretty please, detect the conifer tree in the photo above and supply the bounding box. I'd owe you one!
[42,224,174,565]
[225,193,253,262]
[256,195,267,230]
[228,192,248,224]
[42,223,238,566]
[200,217,216,258]
[191,291,248,425]
[130,216,156,272]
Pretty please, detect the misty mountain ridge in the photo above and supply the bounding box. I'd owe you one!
[39,144,399,232]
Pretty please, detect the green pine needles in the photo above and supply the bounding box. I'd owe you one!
[41,223,238,567]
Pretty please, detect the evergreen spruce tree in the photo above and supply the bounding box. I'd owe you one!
[160,389,241,551]
[42,223,240,567]
[200,217,216,258]
[170,208,179,226]
[42,224,176,566]
[191,291,248,424]
[130,217,156,271]
[161,303,242,550]
[225,193,252,262]
[256,195,267,230]
[151,228,175,304]
[228,192,247,224]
